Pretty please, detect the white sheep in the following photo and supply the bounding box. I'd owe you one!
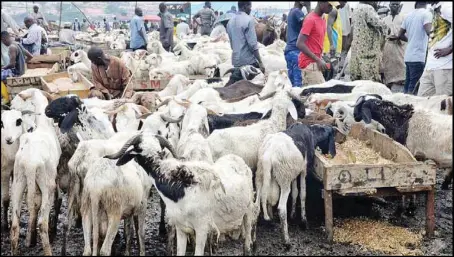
[207,88,299,170]
[10,90,61,256]
[105,134,258,256]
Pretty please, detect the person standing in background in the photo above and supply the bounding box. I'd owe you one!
[72,18,81,31]
[176,17,190,39]
[193,2,216,36]
[323,2,344,58]
[227,6,237,14]
[349,1,387,82]
[21,17,42,56]
[81,18,89,32]
[338,1,352,69]
[30,4,49,32]
[393,1,432,94]
[296,2,337,86]
[104,18,111,32]
[214,11,219,21]
[226,1,265,86]
[382,1,407,92]
[112,17,120,30]
[60,22,76,44]
[130,7,147,51]
[159,3,174,52]
[285,1,306,87]
[302,1,311,16]
[417,3,452,97]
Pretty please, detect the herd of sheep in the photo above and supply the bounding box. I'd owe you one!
[1,31,453,256]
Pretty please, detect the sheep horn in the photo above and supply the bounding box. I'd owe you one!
[240,67,247,81]
[40,90,57,102]
[156,98,172,110]
[134,105,151,119]
[104,134,142,160]
[155,135,178,159]
[258,91,277,101]
[138,113,153,119]
[350,95,366,108]
[286,91,302,103]
[223,68,235,77]
[160,113,183,123]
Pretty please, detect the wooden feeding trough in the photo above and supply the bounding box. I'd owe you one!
[313,123,437,242]
[41,72,93,99]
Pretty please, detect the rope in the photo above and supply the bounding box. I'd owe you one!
[121,52,148,98]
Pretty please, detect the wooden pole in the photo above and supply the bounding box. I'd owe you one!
[71,2,99,33]
[58,2,63,35]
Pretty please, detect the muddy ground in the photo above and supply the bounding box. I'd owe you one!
[1,171,452,256]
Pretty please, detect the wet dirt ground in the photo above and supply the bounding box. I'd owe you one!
[1,171,452,256]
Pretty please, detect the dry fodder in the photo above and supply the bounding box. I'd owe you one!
[334,218,423,256]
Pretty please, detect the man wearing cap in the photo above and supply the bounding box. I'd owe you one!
[72,18,81,31]
[87,47,133,100]
[417,3,452,96]
[193,2,217,36]
[349,1,387,82]
[30,4,49,32]
[210,16,228,39]
[130,7,147,51]
[285,1,307,87]
[296,2,338,86]
[60,22,76,44]
[176,17,190,39]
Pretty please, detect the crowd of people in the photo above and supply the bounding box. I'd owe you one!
[1,1,452,99]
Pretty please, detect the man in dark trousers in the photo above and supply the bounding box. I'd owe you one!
[226,1,265,86]
[285,1,306,87]
[193,2,217,36]
[159,3,174,52]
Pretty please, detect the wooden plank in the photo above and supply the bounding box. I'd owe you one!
[322,161,436,190]
[41,72,92,99]
[29,53,65,63]
[426,188,435,238]
[133,78,170,91]
[349,123,416,163]
[324,190,333,243]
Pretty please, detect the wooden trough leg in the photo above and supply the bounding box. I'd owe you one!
[324,189,334,242]
[425,188,435,238]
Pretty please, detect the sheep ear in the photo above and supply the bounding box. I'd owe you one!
[60,109,79,133]
[361,104,372,124]
[287,102,298,121]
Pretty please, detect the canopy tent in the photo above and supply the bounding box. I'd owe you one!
[143,15,161,22]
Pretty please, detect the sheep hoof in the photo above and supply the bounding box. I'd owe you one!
[300,219,308,230]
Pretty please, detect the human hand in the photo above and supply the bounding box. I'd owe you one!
[434,47,452,58]
[316,59,327,72]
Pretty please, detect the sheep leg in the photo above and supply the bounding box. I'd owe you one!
[50,186,62,243]
[290,180,298,220]
[176,227,188,256]
[37,179,55,256]
[405,194,417,217]
[82,207,92,256]
[442,168,453,190]
[1,165,12,231]
[243,212,254,256]
[194,228,208,256]
[278,184,292,250]
[260,158,272,221]
[25,181,39,248]
[159,198,167,236]
[166,225,176,256]
[99,214,121,256]
[135,212,146,256]
[124,217,133,256]
[91,197,100,256]
[10,173,26,256]
[299,173,308,229]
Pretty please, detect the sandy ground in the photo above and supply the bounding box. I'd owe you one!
[1,171,452,256]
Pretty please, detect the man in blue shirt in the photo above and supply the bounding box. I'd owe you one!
[285,2,305,87]
[226,1,265,86]
[130,7,148,51]
[393,2,433,94]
